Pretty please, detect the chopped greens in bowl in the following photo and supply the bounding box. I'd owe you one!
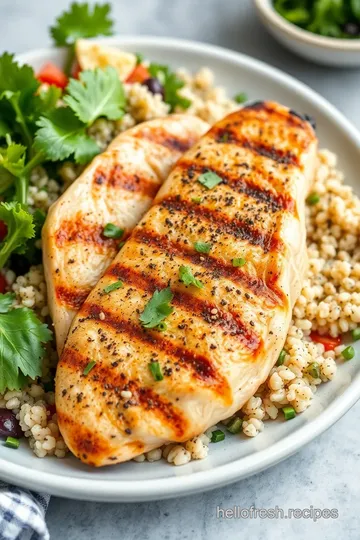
[273,0,360,38]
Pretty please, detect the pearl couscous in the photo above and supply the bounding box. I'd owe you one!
[1,67,359,466]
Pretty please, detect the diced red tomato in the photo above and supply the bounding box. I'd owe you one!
[37,63,68,89]
[0,274,7,294]
[72,62,81,79]
[310,332,341,351]
[126,64,150,84]
[0,221,7,242]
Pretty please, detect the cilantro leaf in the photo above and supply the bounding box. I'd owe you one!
[149,64,191,112]
[64,67,125,124]
[34,85,62,118]
[0,120,10,138]
[50,2,114,46]
[197,171,223,190]
[0,202,35,268]
[140,287,174,329]
[179,265,204,289]
[0,139,26,178]
[0,292,15,313]
[102,223,124,239]
[34,108,100,164]
[0,53,39,148]
[0,294,52,393]
[194,241,212,254]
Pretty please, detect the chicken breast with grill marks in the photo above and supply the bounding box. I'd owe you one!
[42,115,209,353]
[56,101,317,466]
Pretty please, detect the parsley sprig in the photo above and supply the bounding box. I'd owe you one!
[51,2,114,75]
[0,293,52,393]
[140,287,174,329]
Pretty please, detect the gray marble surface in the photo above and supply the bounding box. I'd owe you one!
[2,0,360,538]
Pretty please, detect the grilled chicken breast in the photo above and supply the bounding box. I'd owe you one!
[56,101,317,466]
[43,115,209,353]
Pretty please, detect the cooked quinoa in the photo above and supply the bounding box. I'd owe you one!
[1,68,359,465]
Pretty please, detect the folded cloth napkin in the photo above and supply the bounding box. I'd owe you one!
[0,482,50,540]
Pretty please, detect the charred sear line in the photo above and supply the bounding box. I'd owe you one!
[160,196,280,252]
[107,264,260,350]
[94,165,160,198]
[133,229,283,305]
[79,303,228,392]
[134,128,197,153]
[60,347,187,439]
[56,285,89,310]
[178,161,295,212]
[242,140,298,166]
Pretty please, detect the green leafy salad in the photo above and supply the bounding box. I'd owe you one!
[273,0,360,38]
[0,2,192,392]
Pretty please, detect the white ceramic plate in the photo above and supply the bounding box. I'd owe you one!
[1,37,359,502]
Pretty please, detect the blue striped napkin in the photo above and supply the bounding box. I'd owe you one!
[0,482,49,540]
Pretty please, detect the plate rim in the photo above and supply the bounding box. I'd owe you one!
[2,35,360,502]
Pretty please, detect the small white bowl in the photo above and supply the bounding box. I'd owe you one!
[254,0,360,67]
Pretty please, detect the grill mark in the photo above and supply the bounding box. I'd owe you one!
[107,263,260,350]
[133,127,198,153]
[78,303,231,401]
[94,165,160,199]
[56,285,89,310]
[56,410,112,466]
[177,161,295,212]
[160,196,281,253]
[55,216,120,250]
[242,140,298,166]
[133,229,283,305]
[60,347,188,440]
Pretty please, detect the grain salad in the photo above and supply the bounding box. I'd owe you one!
[0,3,359,467]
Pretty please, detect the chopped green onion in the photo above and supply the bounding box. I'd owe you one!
[232,257,246,268]
[5,437,20,449]
[197,171,223,190]
[83,361,96,376]
[156,322,167,332]
[342,345,355,361]
[103,280,124,294]
[149,361,163,381]
[276,349,287,366]
[191,197,203,204]
[234,92,247,104]
[194,241,212,254]
[352,328,360,342]
[282,406,296,421]
[103,223,124,239]
[226,417,243,434]
[306,192,320,206]
[211,429,225,443]
[118,241,125,250]
[307,362,320,378]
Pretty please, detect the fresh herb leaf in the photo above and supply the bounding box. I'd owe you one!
[232,257,246,268]
[35,85,62,117]
[0,202,35,268]
[0,138,26,178]
[140,287,174,329]
[34,108,100,164]
[148,361,163,381]
[194,241,212,254]
[234,92,248,104]
[179,265,204,289]
[0,53,39,148]
[197,171,222,190]
[102,223,124,239]
[135,52,144,65]
[50,2,114,46]
[191,196,203,204]
[64,67,125,124]
[0,292,52,393]
[103,280,123,294]
[148,63,191,112]
[0,120,10,138]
